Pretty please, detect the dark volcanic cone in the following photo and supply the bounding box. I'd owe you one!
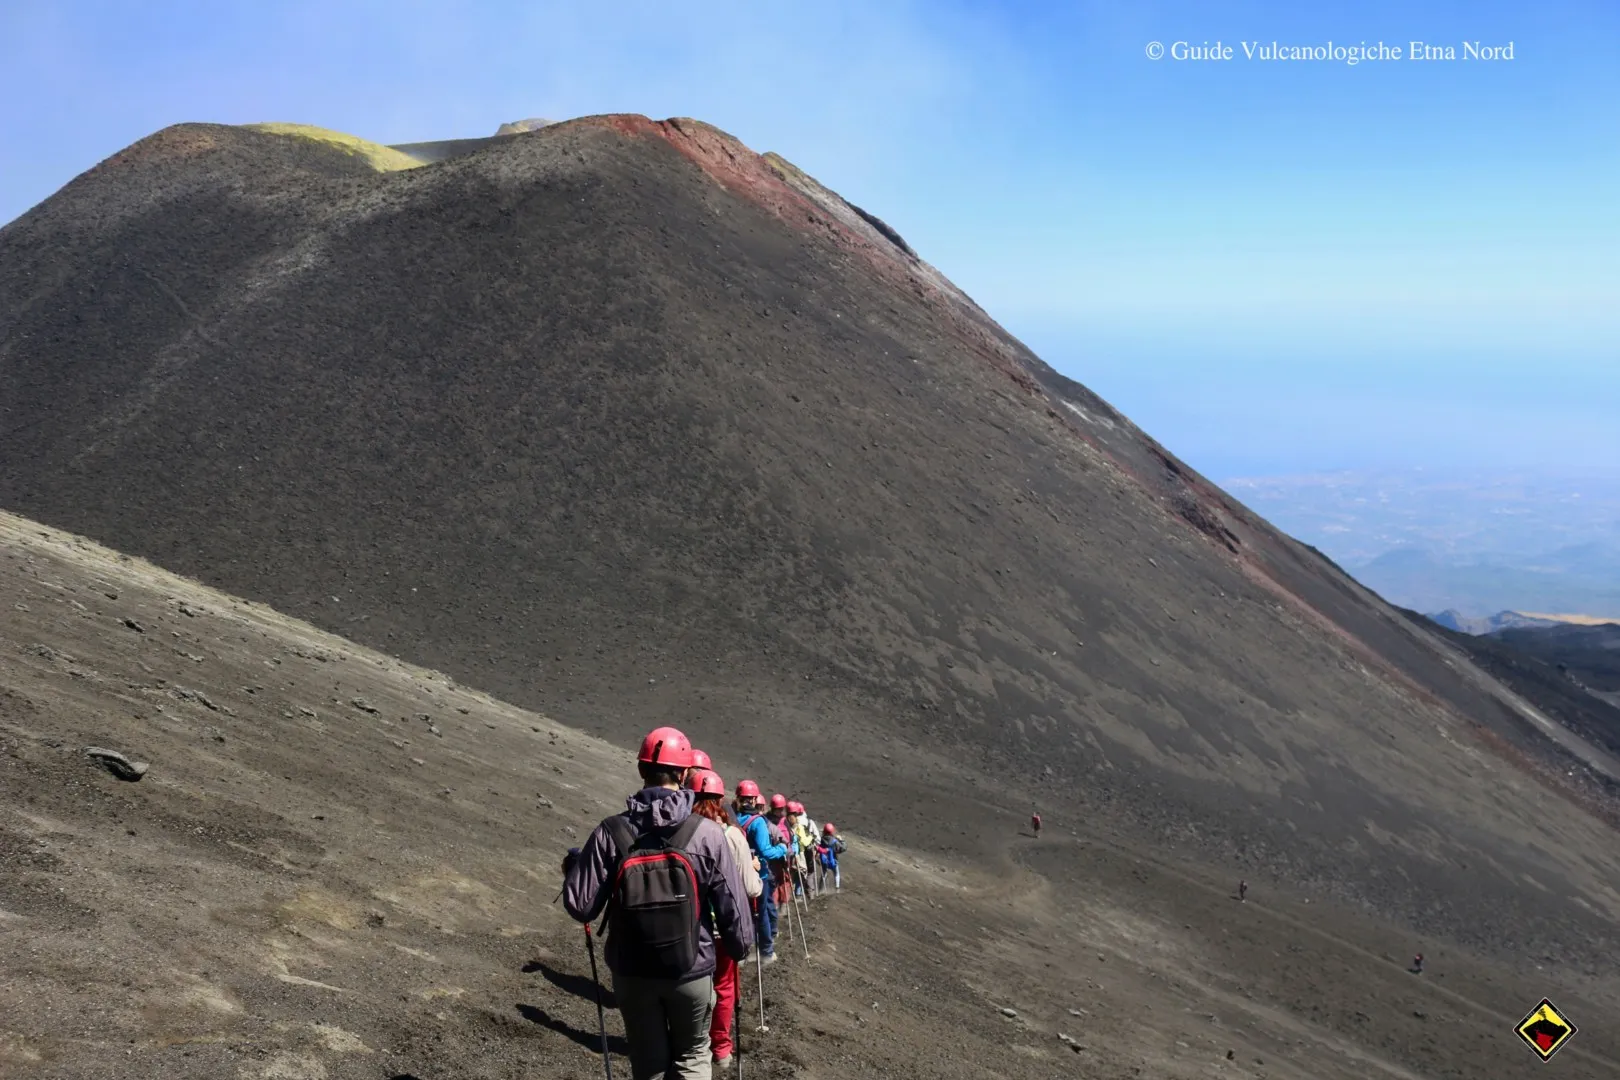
[2,116,1619,969]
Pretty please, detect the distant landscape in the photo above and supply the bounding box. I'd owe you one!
[1227,468,1620,619]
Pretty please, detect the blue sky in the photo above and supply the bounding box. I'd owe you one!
[2,0,1616,479]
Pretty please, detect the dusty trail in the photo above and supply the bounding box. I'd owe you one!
[1,471,1618,1077]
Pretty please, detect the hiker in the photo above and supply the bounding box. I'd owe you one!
[1031,811,1042,837]
[817,822,845,892]
[734,779,788,964]
[789,801,818,900]
[562,726,753,1080]
[1412,953,1424,974]
[1239,879,1247,903]
[766,794,795,909]
[795,801,819,846]
[688,768,761,1070]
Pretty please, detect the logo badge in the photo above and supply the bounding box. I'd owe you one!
[1515,998,1576,1061]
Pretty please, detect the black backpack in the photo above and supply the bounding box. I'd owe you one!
[602,813,705,978]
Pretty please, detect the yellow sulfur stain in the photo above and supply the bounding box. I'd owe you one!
[242,123,422,172]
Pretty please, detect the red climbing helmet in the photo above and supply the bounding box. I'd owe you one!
[691,748,712,771]
[787,800,804,814]
[686,768,725,796]
[736,779,762,799]
[770,793,788,810]
[637,726,696,768]
[822,822,836,835]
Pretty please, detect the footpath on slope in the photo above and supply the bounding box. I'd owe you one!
[0,511,825,1079]
[3,509,1618,1080]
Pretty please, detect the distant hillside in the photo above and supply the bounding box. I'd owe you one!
[1426,609,1563,635]
[392,117,559,165]
[1491,622,1620,695]
[1415,611,1620,763]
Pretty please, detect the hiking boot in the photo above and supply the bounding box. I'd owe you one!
[761,951,779,966]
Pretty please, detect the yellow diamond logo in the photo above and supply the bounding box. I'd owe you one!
[1515,998,1576,1061]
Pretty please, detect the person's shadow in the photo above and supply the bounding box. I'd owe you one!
[522,960,617,1009]
[515,1003,631,1056]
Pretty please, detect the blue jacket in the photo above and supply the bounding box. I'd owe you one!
[739,813,788,862]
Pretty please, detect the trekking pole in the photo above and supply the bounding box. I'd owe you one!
[777,869,794,951]
[791,870,811,959]
[752,902,769,1033]
[583,923,614,1080]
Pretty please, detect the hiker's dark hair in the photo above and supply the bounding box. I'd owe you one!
[638,762,686,787]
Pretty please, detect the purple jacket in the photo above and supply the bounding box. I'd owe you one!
[563,786,753,980]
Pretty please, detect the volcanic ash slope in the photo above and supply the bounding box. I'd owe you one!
[1,116,1619,1075]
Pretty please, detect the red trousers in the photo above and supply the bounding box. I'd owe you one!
[710,950,739,1059]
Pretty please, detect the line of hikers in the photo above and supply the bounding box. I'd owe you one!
[561,726,848,1080]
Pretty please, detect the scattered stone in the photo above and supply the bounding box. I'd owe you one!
[536,795,553,808]
[1058,1033,1075,1044]
[298,707,317,719]
[122,618,146,633]
[351,697,379,714]
[457,707,470,715]
[1068,1008,1086,1017]
[1226,1050,1235,1060]
[311,814,325,821]
[1000,1007,1018,1018]
[428,724,442,737]
[367,912,386,927]
[409,757,426,766]
[85,746,149,781]
[178,603,199,617]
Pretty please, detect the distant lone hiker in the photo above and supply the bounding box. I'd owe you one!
[1239,879,1247,903]
[1031,811,1042,838]
[1412,953,1424,974]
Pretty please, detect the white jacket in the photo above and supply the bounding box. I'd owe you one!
[725,822,764,899]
